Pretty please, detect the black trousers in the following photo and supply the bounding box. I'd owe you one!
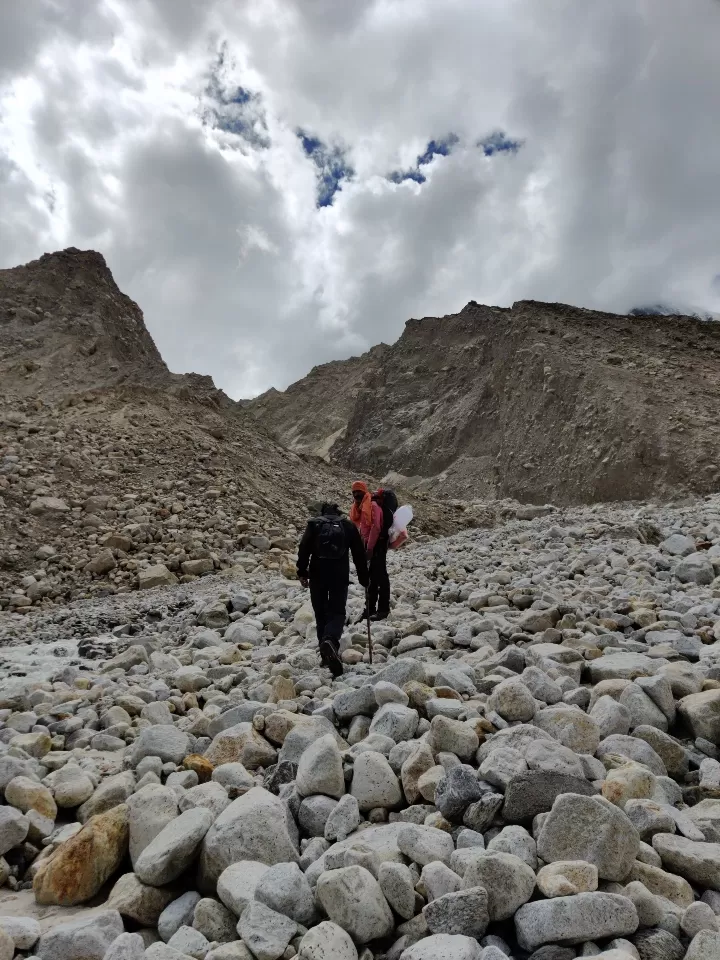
[368,540,390,615]
[310,577,349,648]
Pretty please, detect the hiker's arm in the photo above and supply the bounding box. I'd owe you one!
[297,523,313,579]
[348,523,369,586]
[366,501,383,553]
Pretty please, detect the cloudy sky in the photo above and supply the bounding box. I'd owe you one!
[1,0,720,398]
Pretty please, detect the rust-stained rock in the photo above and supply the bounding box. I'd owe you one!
[33,804,129,906]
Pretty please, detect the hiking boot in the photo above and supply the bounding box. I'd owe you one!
[370,610,389,622]
[319,638,343,678]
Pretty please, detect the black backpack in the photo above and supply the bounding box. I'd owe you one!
[374,488,398,538]
[314,516,347,560]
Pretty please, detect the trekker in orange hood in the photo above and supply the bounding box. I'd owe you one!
[350,480,389,621]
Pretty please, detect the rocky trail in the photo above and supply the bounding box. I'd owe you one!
[2,495,720,959]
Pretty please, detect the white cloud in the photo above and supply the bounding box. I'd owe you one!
[1,0,719,397]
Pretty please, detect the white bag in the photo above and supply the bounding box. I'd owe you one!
[389,505,413,546]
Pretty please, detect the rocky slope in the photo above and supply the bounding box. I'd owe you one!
[248,345,390,459]
[248,300,720,505]
[0,249,461,612]
[0,495,720,958]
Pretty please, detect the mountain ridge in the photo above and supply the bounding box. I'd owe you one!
[247,297,720,504]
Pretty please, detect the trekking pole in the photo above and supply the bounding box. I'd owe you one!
[365,586,373,664]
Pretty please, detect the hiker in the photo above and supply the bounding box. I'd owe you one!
[297,502,368,677]
[350,480,390,622]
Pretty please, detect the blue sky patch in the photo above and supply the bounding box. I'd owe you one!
[417,134,459,166]
[478,130,523,156]
[297,129,354,207]
[203,48,270,149]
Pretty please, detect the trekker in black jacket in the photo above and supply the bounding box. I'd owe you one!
[297,502,368,677]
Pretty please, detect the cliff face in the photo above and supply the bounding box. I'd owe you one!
[249,299,720,504]
[247,344,391,458]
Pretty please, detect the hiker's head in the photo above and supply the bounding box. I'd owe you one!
[352,480,368,504]
[321,502,341,516]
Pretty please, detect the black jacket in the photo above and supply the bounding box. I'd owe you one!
[297,515,369,587]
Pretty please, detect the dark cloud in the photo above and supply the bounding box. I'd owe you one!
[1,0,720,397]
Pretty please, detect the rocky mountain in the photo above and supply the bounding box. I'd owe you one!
[0,249,459,611]
[248,300,720,505]
[249,344,390,458]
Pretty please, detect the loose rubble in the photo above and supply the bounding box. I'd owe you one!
[3,497,720,959]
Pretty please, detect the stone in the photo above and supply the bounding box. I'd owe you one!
[503,771,596,823]
[434,766,485,821]
[369,702,419,742]
[297,921,358,960]
[204,723,277,769]
[515,893,639,951]
[525,738,586,779]
[35,910,124,960]
[379,861,416,919]
[399,934,482,960]
[624,799,676,839]
[107,872,176,925]
[590,696,632,738]
[463,851,536,921]
[679,690,720,743]
[479,747,528,789]
[423,885,490,938]
[652,834,720,890]
[533,705,601,754]
[299,795,338,836]
[428,716,479,761]
[52,765,95,807]
[686,931,720,960]
[254,861,317,926]
[0,805,29,855]
[5,776,57,819]
[536,860,599,898]
[33,804,129,906]
[135,807,214,885]
[178,782,231,818]
[316,865,395,943]
[0,929,11,960]
[537,793,641,881]
[602,761,656,809]
[633,929,685,960]
[351,751,403,811]
[159,892,204,942]
[217,861,270,915]
[486,824,537,868]
[397,823,454,866]
[139,563,178,589]
[77,770,136,822]
[675,552,715,585]
[132,726,192,765]
[212,762,255,798]
[324,794,360,842]
[488,678,536,722]
[626,859,694,908]
[128,785,179,866]
[101,932,147,960]
[0,917,41,950]
[193,897,238,943]
[199,787,298,886]
[296,734,344,799]
[596,735,667,776]
[167,925,212,959]
[682,901,719,938]
[421,860,463,902]
[633,727,689,778]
